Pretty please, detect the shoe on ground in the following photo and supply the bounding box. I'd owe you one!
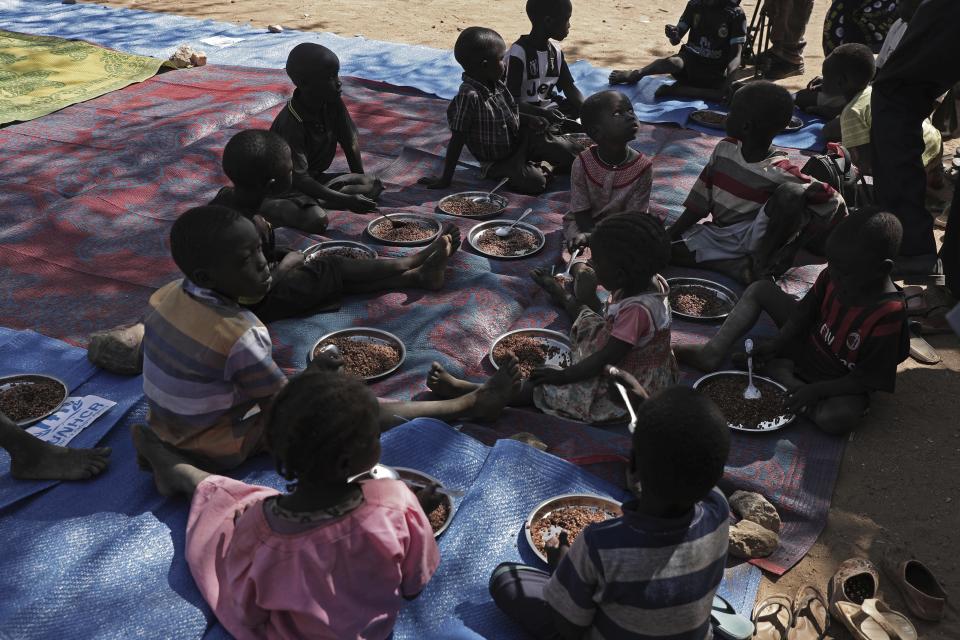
[827,558,880,621]
[762,55,804,80]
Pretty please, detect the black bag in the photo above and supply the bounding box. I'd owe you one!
[800,142,874,209]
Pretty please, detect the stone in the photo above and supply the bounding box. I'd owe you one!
[189,51,207,67]
[506,432,548,452]
[729,520,779,559]
[267,24,284,33]
[729,490,781,533]
[87,322,144,376]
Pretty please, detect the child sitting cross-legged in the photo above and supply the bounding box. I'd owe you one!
[489,380,731,639]
[609,0,747,102]
[133,370,442,640]
[143,205,504,470]
[212,129,461,323]
[419,27,579,195]
[677,208,909,435]
[266,43,384,229]
[505,0,584,123]
[669,81,845,283]
[563,89,652,310]
[428,213,679,424]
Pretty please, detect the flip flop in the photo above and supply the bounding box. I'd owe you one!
[711,594,754,640]
[908,330,941,365]
[752,594,793,640]
[836,601,893,640]
[787,586,829,640]
[861,599,918,640]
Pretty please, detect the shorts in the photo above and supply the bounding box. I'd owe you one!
[246,256,344,322]
[674,46,729,90]
[680,206,772,263]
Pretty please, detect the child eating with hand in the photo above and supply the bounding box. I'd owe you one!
[428,213,678,424]
[489,383,731,639]
[420,27,578,195]
[505,0,584,123]
[609,0,747,102]
[213,129,461,322]
[133,370,441,640]
[564,90,653,310]
[268,43,383,223]
[677,209,909,435]
[669,81,845,283]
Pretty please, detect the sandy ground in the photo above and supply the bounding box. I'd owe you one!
[84,1,959,636]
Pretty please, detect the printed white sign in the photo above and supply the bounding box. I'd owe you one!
[26,396,116,446]
[200,36,245,48]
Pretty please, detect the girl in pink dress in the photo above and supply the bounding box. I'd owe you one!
[428,213,679,424]
[133,370,441,640]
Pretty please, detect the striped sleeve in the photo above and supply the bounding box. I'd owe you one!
[847,303,908,392]
[770,158,844,220]
[544,534,601,627]
[682,150,715,217]
[225,325,287,399]
[840,92,871,150]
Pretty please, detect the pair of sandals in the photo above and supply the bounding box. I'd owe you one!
[751,586,829,640]
[828,558,919,640]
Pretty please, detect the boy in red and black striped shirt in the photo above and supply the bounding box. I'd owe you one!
[678,208,908,434]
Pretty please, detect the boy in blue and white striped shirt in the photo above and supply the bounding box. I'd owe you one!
[490,385,731,639]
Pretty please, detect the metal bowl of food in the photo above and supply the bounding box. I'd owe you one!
[437,192,509,219]
[394,467,455,538]
[524,493,622,563]
[667,277,739,322]
[489,328,572,378]
[693,370,796,432]
[0,374,69,427]
[366,214,442,246]
[308,328,406,382]
[303,240,378,261]
[467,220,546,260]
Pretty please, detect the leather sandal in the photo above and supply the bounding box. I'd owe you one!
[836,601,893,640]
[752,594,793,640]
[885,556,948,621]
[827,558,881,621]
[787,585,829,640]
[861,599,918,640]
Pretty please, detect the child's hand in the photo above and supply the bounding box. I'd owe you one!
[795,88,819,110]
[545,530,570,568]
[417,175,451,190]
[733,338,780,367]
[605,365,649,407]
[665,25,681,45]
[528,116,550,133]
[346,194,379,213]
[787,383,824,413]
[568,233,591,251]
[277,250,305,274]
[310,343,345,373]
[530,365,567,386]
[412,482,444,514]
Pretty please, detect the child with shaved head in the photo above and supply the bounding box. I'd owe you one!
[268,43,383,225]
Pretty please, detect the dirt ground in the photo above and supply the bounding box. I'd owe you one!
[87,0,960,636]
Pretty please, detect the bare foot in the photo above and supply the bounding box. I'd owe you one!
[572,266,601,311]
[8,438,111,481]
[131,424,209,497]
[609,69,639,85]
[413,235,453,290]
[410,225,461,268]
[427,362,479,399]
[466,354,521,421]
[531,267,568,306]
[674,343,724,372]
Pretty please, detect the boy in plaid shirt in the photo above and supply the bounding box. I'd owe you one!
[419,27,578,195]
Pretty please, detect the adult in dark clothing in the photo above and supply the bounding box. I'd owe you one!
[870,0,960,277]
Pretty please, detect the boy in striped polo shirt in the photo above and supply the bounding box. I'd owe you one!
[668,81,844,283]
[677,209,909,435]
[142,205,288,470]
[490,384,731,640]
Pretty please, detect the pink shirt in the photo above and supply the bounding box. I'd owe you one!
[606,276,672,348]
[186,475,441,640]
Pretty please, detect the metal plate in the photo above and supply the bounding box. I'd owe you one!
[393,467,455,538]
[365,214,442,246]
[467,220,546,260]
[437,191,509,219]
[0,374,69,427]
[693,370,796,433]
[489,328,572,372]
[524,493,622,563]
[564,132,593,152]
[690,109,804,133]
[303,240,378,261]
[308,327,406,382]
[667,277,739,322]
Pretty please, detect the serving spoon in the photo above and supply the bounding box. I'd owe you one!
[743,339,761,400]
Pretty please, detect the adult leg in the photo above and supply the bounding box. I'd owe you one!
[131,424,211,496]
[489,563,562,640]
[940,179,960,298]
[1,411,111,481]
[378,355,521,429]
[767,0,814,67]
[675,280,797,371]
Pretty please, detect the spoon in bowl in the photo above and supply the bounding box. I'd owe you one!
[475,176,509,204]
[743,339,761,400]
[495,208,534,237]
